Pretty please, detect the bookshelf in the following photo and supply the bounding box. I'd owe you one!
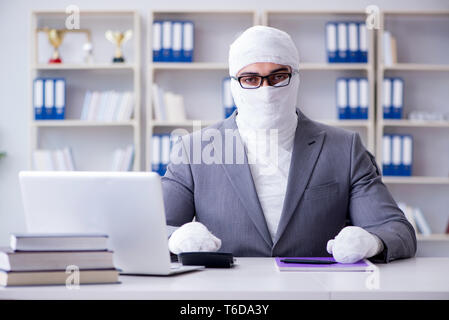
[30,10,141,171]
[376,11,449,241]
[146,10,258,170]
[262,10,376,153]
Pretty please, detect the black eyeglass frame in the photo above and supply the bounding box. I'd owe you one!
[231,70,299,89]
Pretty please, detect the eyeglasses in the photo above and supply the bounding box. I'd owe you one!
[231,70,298,89]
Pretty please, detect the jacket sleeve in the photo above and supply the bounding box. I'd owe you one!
[161,137,195,227]
[348,132,417,263]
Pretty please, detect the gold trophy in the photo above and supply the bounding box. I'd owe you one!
[38,27,92,64]
[105,30,133,63]
[43,28,65,63]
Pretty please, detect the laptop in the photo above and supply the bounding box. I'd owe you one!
[18,171,203,275]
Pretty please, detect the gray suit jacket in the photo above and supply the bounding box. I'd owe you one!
[162,109,416,262]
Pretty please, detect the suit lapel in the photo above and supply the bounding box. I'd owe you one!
[273,110,326,246]
[211,114,273,248]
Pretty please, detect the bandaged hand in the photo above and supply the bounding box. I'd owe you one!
[168,222,222,254]
[326,226,384,263]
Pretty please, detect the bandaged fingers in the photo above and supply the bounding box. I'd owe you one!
[168,222,222,254]
[326,226,382,264]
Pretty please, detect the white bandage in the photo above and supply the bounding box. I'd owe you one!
[326,226,384,263]
[228,25,299,77]
[168,222,222,255]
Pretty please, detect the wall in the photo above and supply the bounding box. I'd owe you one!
[1,0,448,255]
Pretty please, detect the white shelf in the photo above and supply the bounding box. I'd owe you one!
[376,11,449,243]
[150,62,372,72]
[383,63,449,72]
[299,63,371,71]
[150,120,220,127]
[382,176,449,185]
[146,9,258,171]
[382,120,449,127]
[150,62,228,70]
[33,64,136,70]
[30,10,141,171]
[319,119,371,127]
[32,120,137,127]
[417,234,449,241]
[149,119,371,129]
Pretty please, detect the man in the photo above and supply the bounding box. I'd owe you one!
[162,26,416,263]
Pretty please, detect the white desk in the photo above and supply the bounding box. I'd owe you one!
[0,258,448,300]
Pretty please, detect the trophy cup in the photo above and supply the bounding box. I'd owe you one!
[38,27,92,64]
[45,28,66,63]
[105,30,133,63]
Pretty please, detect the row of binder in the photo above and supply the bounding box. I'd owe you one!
[151,134,179,176]
[383,78,404,119]
[382,134,413,176]
[336,77,369,119]
[326,21,368,63]
[33,78,66,120]
[222,78,237,118]
[152,20,194,62]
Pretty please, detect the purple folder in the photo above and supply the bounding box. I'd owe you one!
[275,257,372,272]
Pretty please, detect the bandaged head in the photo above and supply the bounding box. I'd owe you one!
[228,25,300,131]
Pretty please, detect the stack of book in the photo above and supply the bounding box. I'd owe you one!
[0,233,119,287]
[32,147,76,171]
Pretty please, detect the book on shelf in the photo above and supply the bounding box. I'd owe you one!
[151,133,181,176]
[0,248,115,272]
[81,90,134,122]
[326,21,367,63]
[382,31,398,67]
[382,78,404,119]
[152,20,194,62]
[335,77,369,119]
[111,144,135,171]
[34,77,66,120]
[10,233,109,252]
[397,202,431,236]
[0,233,119,287]
[0,269,119,287]
[32,147,76,171]
[382,134,413,176]
[222,77,236,118]
[152,84,186,122]
[397,202,418,234]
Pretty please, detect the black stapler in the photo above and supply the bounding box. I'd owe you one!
[178,252,235,268]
